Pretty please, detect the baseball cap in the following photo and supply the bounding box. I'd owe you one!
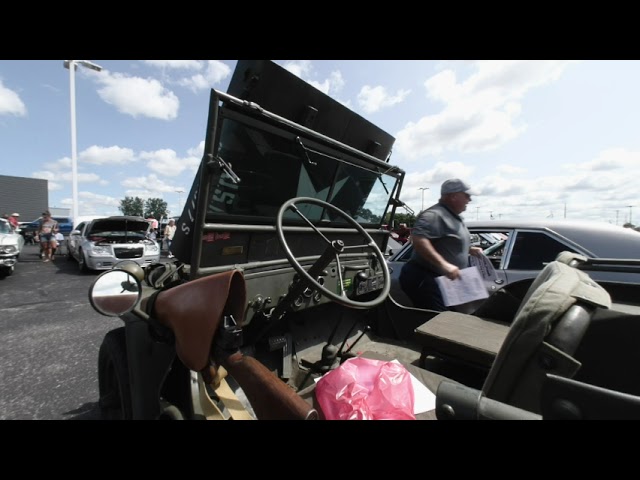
[441,178,479,196]
[11,212,19,217]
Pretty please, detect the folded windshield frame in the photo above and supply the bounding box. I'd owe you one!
[203,90,404,229]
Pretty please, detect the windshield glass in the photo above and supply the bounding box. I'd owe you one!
[205,113,398,226]
[0,221,11,234]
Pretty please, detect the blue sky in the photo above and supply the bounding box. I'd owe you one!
[1,60,639,225]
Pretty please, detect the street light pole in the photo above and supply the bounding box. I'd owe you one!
[418,187,429,211]
[64,60,102,222]
[176,189,184,213]
[628,205,635,225]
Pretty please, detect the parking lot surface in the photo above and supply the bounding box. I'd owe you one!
[0,243,169,420]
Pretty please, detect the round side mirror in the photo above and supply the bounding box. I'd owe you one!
[89,268,142,317]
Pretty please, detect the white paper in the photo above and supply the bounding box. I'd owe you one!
[391,360,436,414]
[469,252,497,282]
[435,266,489,307]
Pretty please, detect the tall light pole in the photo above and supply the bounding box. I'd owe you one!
[418,187,429,211]
[628,205,635,225]
[64,60,103,222]
[176,189,184,213]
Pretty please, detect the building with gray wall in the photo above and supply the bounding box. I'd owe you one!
[0,174,49,221]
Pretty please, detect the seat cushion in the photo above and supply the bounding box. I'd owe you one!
[414,312,510,368]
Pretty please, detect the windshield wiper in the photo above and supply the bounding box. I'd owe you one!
[295,137,392,194]
[208,153,241,184]
[296,137,317,166]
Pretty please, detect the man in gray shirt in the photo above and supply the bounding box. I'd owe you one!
[399,178,483,311]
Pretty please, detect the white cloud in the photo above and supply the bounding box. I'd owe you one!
[309,70,346,96]
[398,162,476,206]
[143,60,202,70]
[64,191,124,216]
[95,72,180,120]
[177,61,232,92]
[282,61,346,98]
[566,147,640,171]
[43,157,71,171]
[48,181,64,191]
[80,145,137,165]
[32,170,102,184]
[187,141,205,158]
[140,147,201,177]
[496,164,527,175]
[121,173,185,198]
[282,60,313,78]
[0,80,27,116]
[357,85,411,114]
[395,60,574,161]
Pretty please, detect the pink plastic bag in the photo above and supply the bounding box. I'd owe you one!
[315,357,415,420]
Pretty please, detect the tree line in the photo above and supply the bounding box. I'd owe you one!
[119,196,169,220]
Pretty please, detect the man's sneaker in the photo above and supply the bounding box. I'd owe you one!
[168,254,174,258]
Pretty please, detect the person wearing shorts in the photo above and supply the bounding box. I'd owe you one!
[36,211,59,262]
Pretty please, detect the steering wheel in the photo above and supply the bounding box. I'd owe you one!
[275,197,390,309]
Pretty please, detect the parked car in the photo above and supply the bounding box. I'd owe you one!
[66,216,161,272]
[387,219,640,307]
[0,217,25,276]
[20,215,74,244]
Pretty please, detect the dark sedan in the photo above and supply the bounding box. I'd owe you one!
[387,220,640,307]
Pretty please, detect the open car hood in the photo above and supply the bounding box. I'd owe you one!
[88,217,150,236]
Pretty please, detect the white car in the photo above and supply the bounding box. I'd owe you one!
[0,218,25,276]
[66,216,161,273]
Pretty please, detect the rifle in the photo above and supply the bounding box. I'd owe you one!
[151,269,318,420]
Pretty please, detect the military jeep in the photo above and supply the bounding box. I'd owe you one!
[90,60,640,420]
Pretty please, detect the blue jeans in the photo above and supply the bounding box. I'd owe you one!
[399,261,448,312]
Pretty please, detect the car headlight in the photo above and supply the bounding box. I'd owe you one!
[145,244,159,253]
[0,245,17,254]
[90,245,112,256]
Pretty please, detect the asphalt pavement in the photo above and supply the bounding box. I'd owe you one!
[0,243,168,420]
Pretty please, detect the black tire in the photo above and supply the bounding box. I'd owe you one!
[0,266,13,277]
[78,249,90,273]
[98,327,132,420]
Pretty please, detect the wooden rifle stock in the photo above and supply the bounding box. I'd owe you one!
[221,351,318,420]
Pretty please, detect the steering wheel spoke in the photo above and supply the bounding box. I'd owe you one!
[288,204,333,246]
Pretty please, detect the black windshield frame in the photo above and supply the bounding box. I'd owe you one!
[204,105,401,228]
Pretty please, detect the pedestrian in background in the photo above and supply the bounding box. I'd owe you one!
[8,213,20,231]
[164,219,176,258]
[52,232,64,256]
[147,214,158,230]
[36,211,59,263]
